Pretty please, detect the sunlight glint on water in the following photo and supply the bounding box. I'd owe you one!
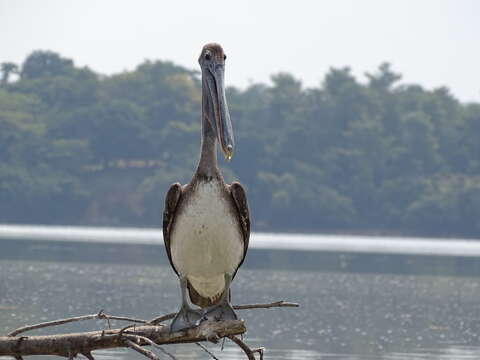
[2,231,480,359]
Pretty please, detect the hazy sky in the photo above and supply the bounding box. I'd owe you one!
[1,0,479,102]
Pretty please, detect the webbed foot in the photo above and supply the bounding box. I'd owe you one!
[170,306,202,332]
[170,276,202,332]
[202,301,238,322]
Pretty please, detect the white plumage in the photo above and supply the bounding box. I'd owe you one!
[170,180,244,301]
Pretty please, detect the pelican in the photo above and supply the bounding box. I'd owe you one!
[163,43,250,332]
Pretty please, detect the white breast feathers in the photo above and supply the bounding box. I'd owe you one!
[170,180,244,301]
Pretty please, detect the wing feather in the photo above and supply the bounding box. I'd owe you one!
[162,182,183,276]
[230,181,250,276]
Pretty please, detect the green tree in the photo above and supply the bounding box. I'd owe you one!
[20,51,74,79]
[1,49,480,237]
[0,62,19,86]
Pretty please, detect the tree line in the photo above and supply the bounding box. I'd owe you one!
[1,51,479,238]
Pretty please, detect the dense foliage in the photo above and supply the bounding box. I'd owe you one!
[1,51,480,238]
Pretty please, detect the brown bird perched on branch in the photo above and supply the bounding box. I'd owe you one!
[163,43,250,332]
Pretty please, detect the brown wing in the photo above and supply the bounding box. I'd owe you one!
[230,181,250,277]
[162,182,183,276]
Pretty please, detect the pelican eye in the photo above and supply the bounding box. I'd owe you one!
[205,52,212,61]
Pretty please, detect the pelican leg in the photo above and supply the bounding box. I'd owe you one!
[170,276,202,332]
[202,273,237,321]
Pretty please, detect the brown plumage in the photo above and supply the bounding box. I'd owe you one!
[162,44,250,312]
[163,175,250,307]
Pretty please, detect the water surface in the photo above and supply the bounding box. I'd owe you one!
[2,255,480,359]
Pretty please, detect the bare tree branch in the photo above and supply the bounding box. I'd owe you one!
[233,300,299,311]
[251,347,265,360]
[124,339,160,360]
[8,313,101,337]
[8,310,149,337]
[1,300,298,359]
[0,320,245,358]
[227,335,256,360]
[149,312,176,325]
[123,334,177,360]
[100,313,149,325]
[148,300,298,325]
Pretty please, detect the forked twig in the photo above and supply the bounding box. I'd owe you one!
[124,339,160,360]
[1,320,245,358]
[8,310,149,337]
[150,312,176,325]
[227,335,256,360]
[149,300,299,324]
[123,333,177,360]
[100,313,149,324]
[2,300,298,359]
[8,313,100,337]
[251,347,265,360]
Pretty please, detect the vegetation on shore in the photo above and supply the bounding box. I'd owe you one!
[1,51,479,238]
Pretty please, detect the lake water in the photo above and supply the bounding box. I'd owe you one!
[2,230,480,359]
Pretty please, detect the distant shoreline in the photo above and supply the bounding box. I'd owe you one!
[2,225,480,277]
[0,222,478,242]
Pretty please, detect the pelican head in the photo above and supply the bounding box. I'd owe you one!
[199,43,234,161]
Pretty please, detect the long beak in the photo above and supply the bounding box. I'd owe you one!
[206,64,234,161]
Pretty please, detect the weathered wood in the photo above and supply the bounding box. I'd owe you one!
[0,301,298,359]
[227,335,257,360]
[124,339,161,360]
[0,320,246,357]
[7,310,149,337]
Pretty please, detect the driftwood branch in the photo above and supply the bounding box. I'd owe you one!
[0,320,245,357]
[148,300,298,324]
[123,334,178,359]
[227,335,264,360]
[7,310,149,337]
[0,301,298,359]
[124,338,161,360]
